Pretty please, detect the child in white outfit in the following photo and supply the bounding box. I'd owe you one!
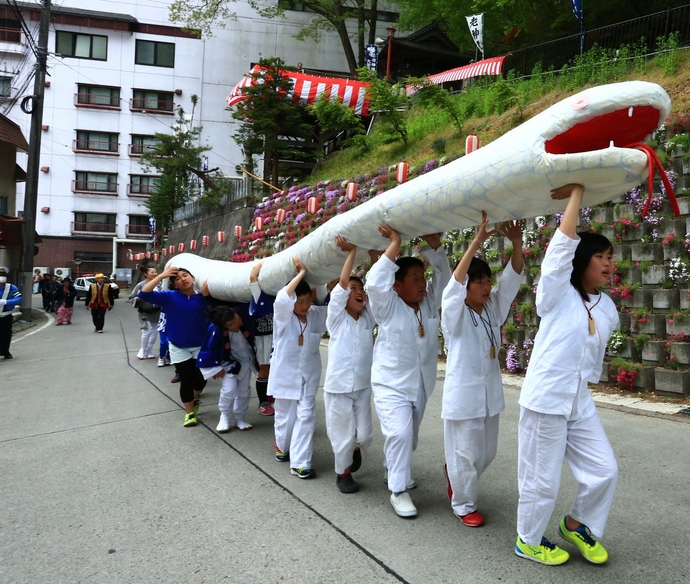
[268,257,327,479]
[366,226,451,518]
[324,236,376,494]
[441,212,524,527]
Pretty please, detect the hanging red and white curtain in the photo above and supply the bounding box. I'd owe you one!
[226,65,371,116]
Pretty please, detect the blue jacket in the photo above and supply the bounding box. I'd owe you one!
[197,303,258,370]
[138,289,209,348]
[0,283,22,316]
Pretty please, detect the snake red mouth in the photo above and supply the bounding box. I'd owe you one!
[545,105,662,155]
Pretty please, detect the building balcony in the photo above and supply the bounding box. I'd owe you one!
[73,139,119,155]
[127,143,159,157]
[0,28,28,56]
[74,93,121,110]
[126,183,156,197]
[71,221,117,236]
[129,97,174,114]
[126,224,152,238]
[71,180,119,195]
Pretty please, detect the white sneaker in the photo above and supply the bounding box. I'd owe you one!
[163,357,171,366]
[383,469,417,490]
[216,413,231,433]
[235,417,253,431]
[390,492,417,517]
[157,358,166,367]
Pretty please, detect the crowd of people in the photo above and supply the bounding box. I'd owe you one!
[6,183,616,567]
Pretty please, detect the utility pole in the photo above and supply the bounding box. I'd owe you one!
[19,0,50,319]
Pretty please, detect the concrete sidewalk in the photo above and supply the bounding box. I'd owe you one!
[2,297,689,583]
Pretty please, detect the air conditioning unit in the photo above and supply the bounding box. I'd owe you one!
[54,267,71,280]
[33,267,50,276]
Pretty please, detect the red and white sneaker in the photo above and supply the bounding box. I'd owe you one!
[258,402,275,416]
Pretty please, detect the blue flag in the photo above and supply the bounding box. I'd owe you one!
[570,0,583,23]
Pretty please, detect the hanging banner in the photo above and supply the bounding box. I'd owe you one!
[570,0,583,23]
[365,44,379,72]
[466,14,484,59]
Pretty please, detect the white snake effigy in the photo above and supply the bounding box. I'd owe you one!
[169,80,673,302]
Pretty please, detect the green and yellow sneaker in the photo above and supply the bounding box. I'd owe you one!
[515,535,570,565]
[558,516,609,564]
[193,398,201,415]
[184,412,198,427]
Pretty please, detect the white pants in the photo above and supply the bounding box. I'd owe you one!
[444,414,500,516]
[517,407,618,545]
[324,388,374,474]
[274,389,317,469]
[218,367,252,418]
[137,320,157,359]
[374,383,428,493]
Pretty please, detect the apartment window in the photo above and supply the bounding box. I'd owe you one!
[129,135,159,156]
[74,131,119,154]
[73,212,117,234]
[76,85,120,108]
[56,31,107,60]
[135,40,175,68]
[0,195,8,215]
[129,174,160,195]
[131,90,174,113]
[0,18,22,43]
[0,77,11,98]
[73,172,118,193]
[127,214,151,236]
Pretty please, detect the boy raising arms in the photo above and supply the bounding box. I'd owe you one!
[441,211,524,527]
[268,257,328,479]
[366,226,451,517]
[324,236,377,494]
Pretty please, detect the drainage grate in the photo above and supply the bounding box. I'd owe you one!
[678,407,690,416]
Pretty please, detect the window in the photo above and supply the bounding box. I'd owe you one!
[0,18,21,43]
[135,40,175,68]
[127,215,151,236]
[56,31,107,60]
[74,251,113,263]
[76,85,120,108]
[73,212,117,234]
[129,135,159,156]
[0,195,8,215]
[74,131,119,154]
[128,174,160,195]
[0,77,11,98]
[73,172,118,193]
[131,90,174,113]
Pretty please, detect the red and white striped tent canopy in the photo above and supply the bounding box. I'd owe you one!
[226,65,371,116]
[407,56,506,95]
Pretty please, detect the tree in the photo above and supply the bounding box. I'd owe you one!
[357,66,409,146]
[140,101,228,232]
[231,57,316,189]
[308,93,368,152]
[168,0,392,75]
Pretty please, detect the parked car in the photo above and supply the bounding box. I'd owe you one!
[73,276,120,301]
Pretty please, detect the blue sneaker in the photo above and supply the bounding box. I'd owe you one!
[291,467,316,479]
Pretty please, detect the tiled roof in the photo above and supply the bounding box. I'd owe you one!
[0,114,29,152]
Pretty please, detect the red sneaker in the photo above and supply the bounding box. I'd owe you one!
[258,402,275,416]
[456,510,484,527]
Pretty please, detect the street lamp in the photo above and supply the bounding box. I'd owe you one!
[385,25,396,80]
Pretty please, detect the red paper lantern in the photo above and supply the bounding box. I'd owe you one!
[218,230,226,243]
[162,248,167,257]
[308,196,318,214]
[465,134,480,154]
[169,245,175,255]
[233,226,240,239]
[178,242,185,253]
[190,239,197,251]
[145,251,151,259]
[202,235,209,247]
[276,208,286,223]
[153,253,160,261]
[255,216,264,231]
[396,161,409,184]
[346,182,358,202]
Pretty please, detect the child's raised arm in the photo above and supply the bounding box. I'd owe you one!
[453,211,496,282]
[285,256,307,297]
[378,225,402,261]
[335,235,357,289]
[501,219,524,274]
[551,183,585,239]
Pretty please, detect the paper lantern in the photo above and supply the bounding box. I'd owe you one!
[145,251,151,259]
[233,226,240,239]
[178,242,185,253]
[153,253,160,261]
[190,239,197,251]
[276,208,286,223]
[218,230,226,243]
[465,134,480,154]
[396,161,409,184]
[202,235,209,247]
[346,182,358,202]
[307,196,318,214]
[162,248,167,257]
[255,216,264,231]
[169,245,175,255]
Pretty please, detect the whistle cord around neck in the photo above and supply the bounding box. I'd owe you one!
[466,305,498,353]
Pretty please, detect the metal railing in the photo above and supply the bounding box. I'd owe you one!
[130,97,174,113]
[173,178,247,223]
[71,221,117,235]
[73,139,119,154]
[74,92,120,108]
[504,4,690,78]
[128,143,158,156]
[127,182,157,196]
[72,180,118,194]
[126,224,151,237]
[0,27,21,43]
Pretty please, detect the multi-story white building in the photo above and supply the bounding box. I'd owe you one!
[1,0,393,277]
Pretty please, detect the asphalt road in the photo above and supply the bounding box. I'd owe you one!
[2,298,689,583]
